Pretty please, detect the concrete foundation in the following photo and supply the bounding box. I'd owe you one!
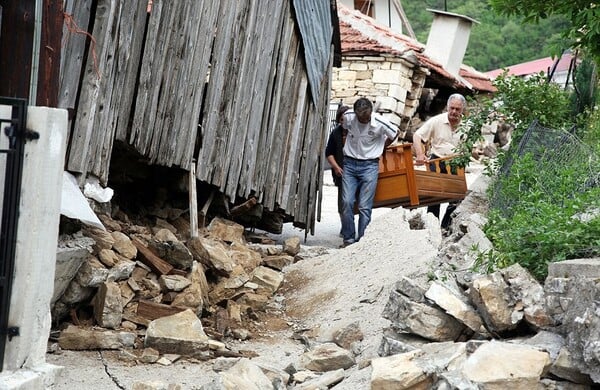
[0,106,67,388]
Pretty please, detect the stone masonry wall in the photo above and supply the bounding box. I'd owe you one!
[331,55,428,133]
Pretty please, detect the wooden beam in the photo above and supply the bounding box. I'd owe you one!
[36,0,63,107]
[136,300,187,321]
[392,0,416,40]
[132,238,174,276]
[189,159,198,238]
[229,197,257,218]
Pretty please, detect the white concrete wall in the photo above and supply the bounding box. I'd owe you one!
[339,0,403,34]
[424,12,474,77]
[0,106,67,388]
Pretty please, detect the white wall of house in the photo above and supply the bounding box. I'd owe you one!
[339,0,404,34]
[0,106,67,389]
[424,10,478,78]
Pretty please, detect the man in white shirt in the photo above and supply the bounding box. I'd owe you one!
[412,93,466,230]
[340,97,398,246]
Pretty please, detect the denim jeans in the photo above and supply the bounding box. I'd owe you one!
[341,157,380,243]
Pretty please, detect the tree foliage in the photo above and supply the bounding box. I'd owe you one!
[401,1,569,71]
[489,0,600,65]
[465,74,600,280]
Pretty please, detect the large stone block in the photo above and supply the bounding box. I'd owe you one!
[338,70,357,81]
[349,61,368,71]
[388,84,407,102]
[371,350,433,390]
[546,258,600,279]
[372,69,403,84]
[145,309,208,355]
[375,96,398,112]
[53,236,95,304]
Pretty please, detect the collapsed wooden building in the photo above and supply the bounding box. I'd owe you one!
[58,0,339,234]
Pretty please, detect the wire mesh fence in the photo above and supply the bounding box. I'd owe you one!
[491,120,600,216]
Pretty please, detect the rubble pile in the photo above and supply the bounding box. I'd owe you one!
[49,178,600,389]
[374,264,590,389]
[52,213,304,363]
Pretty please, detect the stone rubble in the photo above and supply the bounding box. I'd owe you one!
[50,185,600,389]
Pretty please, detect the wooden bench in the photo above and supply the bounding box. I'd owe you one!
[373,143,467,209]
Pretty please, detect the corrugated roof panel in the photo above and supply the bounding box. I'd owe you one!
[293,0,333,105]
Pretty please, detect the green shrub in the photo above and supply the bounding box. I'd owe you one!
[582,106,600,155]
[493,72,572,144]
[470,73,600,281]
[478,154,600,280]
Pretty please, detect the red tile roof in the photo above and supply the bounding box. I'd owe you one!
[337,3,495,93]
[487,53,576,79]
[460,65,497,93]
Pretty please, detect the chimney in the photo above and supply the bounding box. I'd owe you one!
[424,9,479,78]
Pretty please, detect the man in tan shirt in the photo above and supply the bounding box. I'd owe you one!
[412,93,466,230]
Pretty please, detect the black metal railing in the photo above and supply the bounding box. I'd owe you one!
[0,97,28,372]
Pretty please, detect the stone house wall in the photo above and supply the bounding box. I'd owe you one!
[331,55,428,134]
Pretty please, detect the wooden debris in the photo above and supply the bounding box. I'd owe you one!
[132,238,174,276]
[136,300,187,321]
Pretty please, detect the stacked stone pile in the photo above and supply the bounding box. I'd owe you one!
[52,214,303,363]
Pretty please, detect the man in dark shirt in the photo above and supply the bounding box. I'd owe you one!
[325,105,350,233]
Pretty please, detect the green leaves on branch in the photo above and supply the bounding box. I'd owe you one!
[467,73,600,281]
[490,0,600,65]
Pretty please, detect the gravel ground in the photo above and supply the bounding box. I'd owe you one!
[47,164,484,389]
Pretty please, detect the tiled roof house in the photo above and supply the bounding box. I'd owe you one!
[332,3,494,133]
[487,52,578,88]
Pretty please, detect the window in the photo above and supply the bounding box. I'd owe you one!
[354,0,374,17]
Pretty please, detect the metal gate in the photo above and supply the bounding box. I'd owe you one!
[0,97,28,371]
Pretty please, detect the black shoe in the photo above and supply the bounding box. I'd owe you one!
[340,239,355,248]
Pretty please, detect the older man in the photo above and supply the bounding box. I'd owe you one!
[340,97,398,246]
[412,93,467,230]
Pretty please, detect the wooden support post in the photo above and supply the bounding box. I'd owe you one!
[199,190,214,228]
[189,159,198,238]
[36,0,63,107]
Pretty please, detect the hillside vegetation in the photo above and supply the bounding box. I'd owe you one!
[402,1,569,71]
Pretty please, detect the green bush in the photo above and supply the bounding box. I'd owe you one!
[582,106,600,155]
[477,154,600,280]
[470,73,600,281]
[493,72,572,143]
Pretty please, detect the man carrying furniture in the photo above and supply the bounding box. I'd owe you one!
[412,93,467,231]
[340,97,398,247]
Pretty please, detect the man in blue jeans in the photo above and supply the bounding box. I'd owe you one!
[340,98,398,247]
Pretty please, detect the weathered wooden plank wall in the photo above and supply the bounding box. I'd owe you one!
[59,0,92,110]
[67,0,147,179]
[61,0,333,234]
[129,0,219,169]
